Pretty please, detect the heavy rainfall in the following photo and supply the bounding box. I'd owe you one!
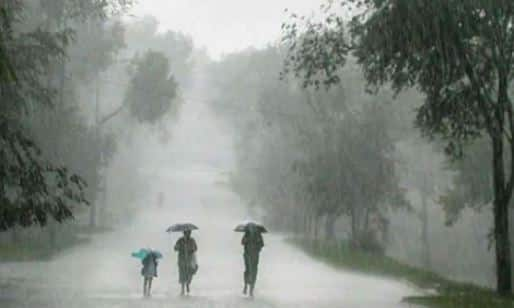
[0,1,513,307]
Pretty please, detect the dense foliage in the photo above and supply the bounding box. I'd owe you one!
[124,50,179,124]
[0,1,87,230]
[282,0,514,294]
[208,48,407,252]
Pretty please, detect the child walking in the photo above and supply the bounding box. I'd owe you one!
[141,251,159,297]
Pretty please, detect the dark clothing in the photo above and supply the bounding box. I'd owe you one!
[141,253,158,278]
[174,237,197,284]
[242,232,264,254]
[242,232,264,285]
[141,253,158,297]
[244,251,260,285]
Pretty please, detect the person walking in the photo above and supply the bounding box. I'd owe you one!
[242,227,264,297]
[174,230,198,295]
[141,251,159,297]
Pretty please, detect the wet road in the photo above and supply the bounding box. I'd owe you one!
[0,85,421,308]
[0,171,420,308]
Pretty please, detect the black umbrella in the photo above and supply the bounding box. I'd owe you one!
[234,221,267,233]
[166,223,199,232]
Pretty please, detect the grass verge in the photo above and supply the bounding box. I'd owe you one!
[0,238,88,262]
[0,223,112,262]
[0,236,90,262]
[289,238,514,308]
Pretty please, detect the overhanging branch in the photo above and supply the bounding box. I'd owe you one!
[99,102,126,126]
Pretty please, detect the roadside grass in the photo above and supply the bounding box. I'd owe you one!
[289,238,514,308]
[406,294,514,308]
[0,224,112,262]
[0,236,89,261]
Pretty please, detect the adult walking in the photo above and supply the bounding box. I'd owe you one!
[174,229,198,295]
[236,222,266,297]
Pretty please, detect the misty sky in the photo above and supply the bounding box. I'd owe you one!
[132,0,326,59]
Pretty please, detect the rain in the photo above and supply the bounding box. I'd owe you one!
[0,1,513,308]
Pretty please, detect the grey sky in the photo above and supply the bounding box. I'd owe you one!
[132,0,326,59]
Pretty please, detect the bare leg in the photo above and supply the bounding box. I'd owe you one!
[186,272,193,294]
[243,254,249,295]
[180,283,185,296]
[143,278,148,297]
[249,283,254,297]
[148,278,152,297]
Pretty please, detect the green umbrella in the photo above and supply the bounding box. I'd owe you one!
[131,248,162,260]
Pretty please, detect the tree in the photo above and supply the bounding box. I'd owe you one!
[27,0,131,229]
[68,20,126,81]
[292,95,406,248]
[68,19,127,228]
[0,1,88,230]
[0,0,134,231]
[208,47,406,250]
[283,0,514,294]
[81,49,179,227]
[439,139,492,225]
[124,50,180,124]
[124,16,194,86]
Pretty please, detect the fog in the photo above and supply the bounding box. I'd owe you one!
[0,1,513,307]
[132,0,327,59]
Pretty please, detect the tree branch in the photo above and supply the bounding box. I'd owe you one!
[99,102,126,126]
[453,32,496,135]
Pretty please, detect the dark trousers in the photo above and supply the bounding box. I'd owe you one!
[244,252,260,285]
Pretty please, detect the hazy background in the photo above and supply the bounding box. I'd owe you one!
[132,0,326,58]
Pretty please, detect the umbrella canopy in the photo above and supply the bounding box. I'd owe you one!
[166,223,199,232]
[131,249,163,260]
[234,221,267,233]
[131,248,151,260]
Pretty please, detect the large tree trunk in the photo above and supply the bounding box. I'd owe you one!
[494,197,511,295]
[492,135,512,295]
[494,197,512,294]
[509,206,514,286]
